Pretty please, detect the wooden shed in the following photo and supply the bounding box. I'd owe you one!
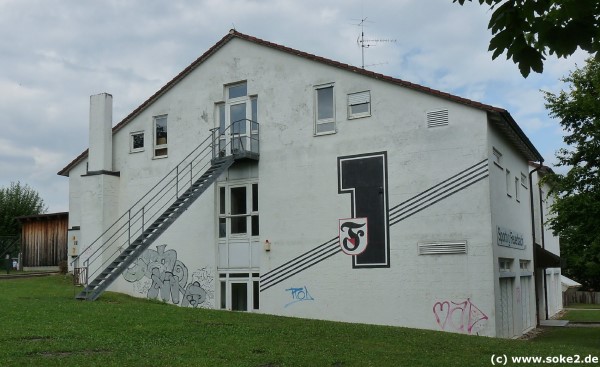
[17,212,68,270]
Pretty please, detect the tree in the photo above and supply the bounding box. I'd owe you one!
[453,0,600,77]
[0,182,47,236]
[543,57,600,290]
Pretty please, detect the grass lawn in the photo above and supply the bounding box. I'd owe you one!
[566,303,600,310]
[562,310,600,323]
[1,275,599,367]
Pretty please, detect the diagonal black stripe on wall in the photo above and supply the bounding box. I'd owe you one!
[260,159,489,292]
[260,238,338,288]
[389,161,488,224]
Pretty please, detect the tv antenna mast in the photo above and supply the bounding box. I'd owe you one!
[354,17,397,69]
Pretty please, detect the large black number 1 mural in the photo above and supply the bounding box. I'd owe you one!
[338,152,390,268]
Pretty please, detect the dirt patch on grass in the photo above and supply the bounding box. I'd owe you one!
[517,327,548,340]
[29,349,111,357]
[21,336,53,342]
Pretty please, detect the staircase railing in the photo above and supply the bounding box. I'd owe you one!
[71,119,259,287]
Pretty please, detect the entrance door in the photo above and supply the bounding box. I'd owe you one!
[499,277,515,337]
[230,102,248,153]
[216,82,257,157]
[219,273,260,311]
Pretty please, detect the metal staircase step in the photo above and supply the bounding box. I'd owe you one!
[76,156,235,301]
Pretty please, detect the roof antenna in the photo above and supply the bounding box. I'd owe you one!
[231,23,236,31]
[353,17,397,69]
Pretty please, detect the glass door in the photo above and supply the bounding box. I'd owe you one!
[230,102,248,153]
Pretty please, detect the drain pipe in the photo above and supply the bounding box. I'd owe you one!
[539,181,550,320]
[529,162,543,327]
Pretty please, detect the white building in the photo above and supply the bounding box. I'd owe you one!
[59,30,562,338]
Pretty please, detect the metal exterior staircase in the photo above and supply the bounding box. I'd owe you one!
[72,119,259,301]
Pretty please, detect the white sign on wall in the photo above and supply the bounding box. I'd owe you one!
[497,226,525,250]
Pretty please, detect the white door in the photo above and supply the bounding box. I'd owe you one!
[499,277,514,338]
[520,276,533,331]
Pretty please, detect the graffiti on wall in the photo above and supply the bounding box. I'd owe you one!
[284,286,315,308]
[433,298,488,334]
[123,244,214,308]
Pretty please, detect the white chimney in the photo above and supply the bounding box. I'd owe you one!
[88,93,113,172]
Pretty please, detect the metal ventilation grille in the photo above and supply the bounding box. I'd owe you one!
[427,109,449,128]
[418,241,467,255]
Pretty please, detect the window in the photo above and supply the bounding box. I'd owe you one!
[506,169,512,197]
[520,260,530,271]
[348,91,371,119]
[315,84,335,135]
[154,115,168,157]
[228,82,247,100]
[215,82,258,156]
[521,173,528,189]
[492,147,503,168]
[499,258,513,272]
[130,131,144,153]
[219,272,260,311]
[218,182,259,238]
[515,177,520,202]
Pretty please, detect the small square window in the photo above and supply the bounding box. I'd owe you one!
[130,132,144,153]
[348,91,371,119]
[499,258,513,272]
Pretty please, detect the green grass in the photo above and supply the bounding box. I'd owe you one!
[562,310,600,322]
[566,303,600,310]
[1,276,599,367]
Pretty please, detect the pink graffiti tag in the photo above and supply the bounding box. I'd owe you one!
[433,298,488,334]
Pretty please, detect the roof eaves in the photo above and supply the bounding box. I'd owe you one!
[57,31,237,176]
[58,29,541,175]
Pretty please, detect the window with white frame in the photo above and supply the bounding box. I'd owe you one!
[492,147,503,168]
[515,176,520,202]
[218,182,259,239]
[130,131,144,153]
[521,172,528,189]
[219,272,260,311]
[315,84,335,135]
[520,260,531,271]
[154,115,168,157]
[506,169,512,197]
[347,91,371,119]
[215,82,258,155]
[499,258,513,272]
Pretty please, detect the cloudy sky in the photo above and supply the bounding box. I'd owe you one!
[0,0,588,212]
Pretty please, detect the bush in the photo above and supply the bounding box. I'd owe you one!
[58,260,68,274]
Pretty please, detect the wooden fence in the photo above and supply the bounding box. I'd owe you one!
[563,290,600,306]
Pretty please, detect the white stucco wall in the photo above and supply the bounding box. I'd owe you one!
[487,123,537,337]
[65,36,549,337]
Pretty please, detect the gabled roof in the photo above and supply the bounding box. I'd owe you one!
[58,29,543,176]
